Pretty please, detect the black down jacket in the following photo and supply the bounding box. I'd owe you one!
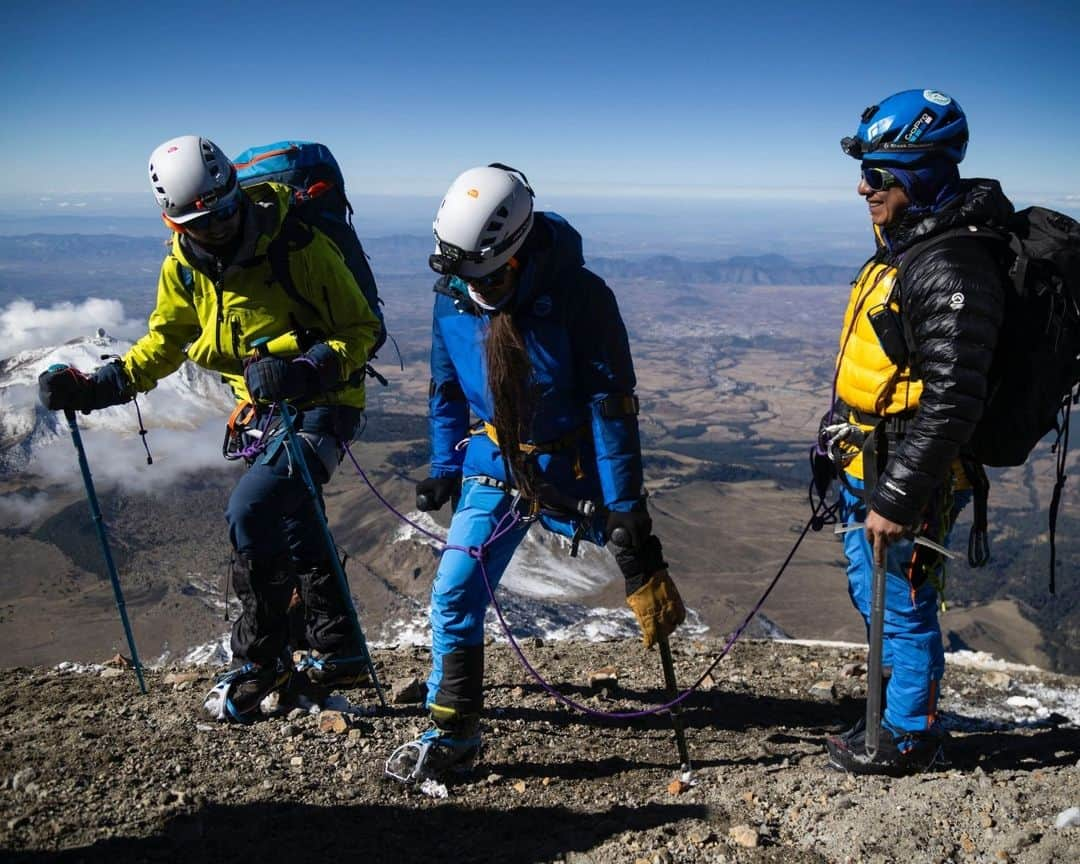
[870,179,1014,526]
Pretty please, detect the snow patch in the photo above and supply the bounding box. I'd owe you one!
[53,661,105,674]
[393,511,623,600]
[180,634,231,667]
[1,329,234,484]
[375,594,710,649]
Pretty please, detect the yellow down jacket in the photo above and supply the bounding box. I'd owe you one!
[123,182,380,409]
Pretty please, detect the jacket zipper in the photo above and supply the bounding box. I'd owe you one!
[322,285,336,327]
[214,281,225,355]
[231,317,242,359]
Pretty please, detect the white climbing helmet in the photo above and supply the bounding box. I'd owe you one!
[430,163,534,279]
[148,135,240,225]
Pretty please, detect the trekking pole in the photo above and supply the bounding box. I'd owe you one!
[63,408,147,695]
[276,400,387,708]
[865,552,887,759]
[658,633,692,772]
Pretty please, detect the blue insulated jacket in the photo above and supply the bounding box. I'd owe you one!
[427,212,644,520]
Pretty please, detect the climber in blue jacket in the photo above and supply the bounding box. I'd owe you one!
[386,164,685,783]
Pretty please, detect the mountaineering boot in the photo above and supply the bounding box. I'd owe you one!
[833,674,889,744]
[203,657,293,723]
[385,708,481,784]
[296,648,372,689]
[826,722,946,776]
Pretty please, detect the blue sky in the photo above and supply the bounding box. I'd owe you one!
[2,0,1078,215]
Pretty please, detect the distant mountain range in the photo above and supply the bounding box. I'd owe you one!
[587,253,856,285]
[0,233,857,295]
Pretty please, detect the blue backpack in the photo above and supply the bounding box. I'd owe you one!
[232,141,388,365]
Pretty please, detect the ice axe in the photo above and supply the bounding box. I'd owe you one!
[610,526,691,773]
[62,405,147,695]
[657,634,692,772]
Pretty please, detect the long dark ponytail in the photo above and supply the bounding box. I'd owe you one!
[485,304,535,499]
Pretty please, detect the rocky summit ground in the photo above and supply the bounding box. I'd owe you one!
[1,638,1078,864]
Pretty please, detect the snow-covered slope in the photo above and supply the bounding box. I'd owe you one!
[0,329,234,478]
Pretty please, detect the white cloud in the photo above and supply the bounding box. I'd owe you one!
[31,418,234,496]
[0,492,52,529]
[0,298,144,356]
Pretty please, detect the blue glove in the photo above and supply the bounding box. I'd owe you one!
[38,362,132,414]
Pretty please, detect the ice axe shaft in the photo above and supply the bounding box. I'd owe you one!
[658,635,691,771]
[64,409,147,695]
[865,552,887,759]
[609,524,691,770]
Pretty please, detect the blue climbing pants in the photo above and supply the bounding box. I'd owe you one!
[426,479,531,718]
[840,477,970,736]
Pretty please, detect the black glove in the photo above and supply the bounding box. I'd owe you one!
[244,343,341,404]
[38,362,132,414]
[606,508,652,553]
[416,475,462,512]
[607,507,666,594]
[244,357,317,403]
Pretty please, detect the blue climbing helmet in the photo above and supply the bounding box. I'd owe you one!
[841,89,968,165]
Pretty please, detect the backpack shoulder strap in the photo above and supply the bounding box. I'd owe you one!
[896,225,1006,289]
[433,275,481,316]
[266,208,321,320]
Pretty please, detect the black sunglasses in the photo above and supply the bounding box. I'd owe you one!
[188,197,241,229]
[467,263,514,291]
[861,166,902,191]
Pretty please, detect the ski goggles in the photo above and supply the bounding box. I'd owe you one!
[861,166,902,191]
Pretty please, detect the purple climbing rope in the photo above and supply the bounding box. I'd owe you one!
[343,441,818,720]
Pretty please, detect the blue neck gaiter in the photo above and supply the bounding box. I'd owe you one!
[889,158,962,214]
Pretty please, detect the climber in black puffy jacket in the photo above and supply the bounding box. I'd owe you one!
[822,89,1012,775]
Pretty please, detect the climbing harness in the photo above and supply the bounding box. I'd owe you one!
[222,400,272,462]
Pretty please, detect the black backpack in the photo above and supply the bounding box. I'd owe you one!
[233,141,388,365]
[899,206,1080,589]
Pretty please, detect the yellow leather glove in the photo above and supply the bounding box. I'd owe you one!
[626,568,686,649]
